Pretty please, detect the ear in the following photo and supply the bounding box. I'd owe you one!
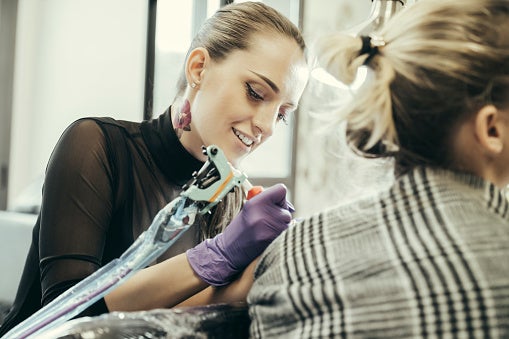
[475,104,505,155]
[185,47,209,86]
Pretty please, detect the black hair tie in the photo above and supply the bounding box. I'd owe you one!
[360,35,373,56]
[359,35,384,65]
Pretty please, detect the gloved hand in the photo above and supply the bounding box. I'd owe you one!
[186,183,293,286]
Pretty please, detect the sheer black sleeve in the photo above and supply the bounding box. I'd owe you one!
[38,119,115,313]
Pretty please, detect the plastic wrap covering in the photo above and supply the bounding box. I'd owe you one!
[36,303,250,339]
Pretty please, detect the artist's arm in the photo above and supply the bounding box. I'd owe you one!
[105,184,290,312]
[39,119,117,315]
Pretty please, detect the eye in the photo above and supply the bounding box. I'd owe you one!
[246,83,264,101]
[277,111,289,125]
[277,105,296,125]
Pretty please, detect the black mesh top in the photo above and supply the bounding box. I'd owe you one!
[0,108,206,334]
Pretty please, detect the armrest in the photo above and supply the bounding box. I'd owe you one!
[0,211,37,303]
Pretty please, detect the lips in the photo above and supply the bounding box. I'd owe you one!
[233,128,255,147]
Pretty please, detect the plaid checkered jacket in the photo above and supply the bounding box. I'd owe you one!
[248,167,509,338]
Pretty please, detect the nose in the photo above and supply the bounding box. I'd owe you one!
[252,106,277,139]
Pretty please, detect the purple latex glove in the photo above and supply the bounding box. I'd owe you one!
[186,184,293,286]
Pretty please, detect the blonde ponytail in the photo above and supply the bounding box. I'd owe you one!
[313,0,509,174]
[316,33,398,156]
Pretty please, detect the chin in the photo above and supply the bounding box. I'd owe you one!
[229,153,251,169]
[222,148,249,168]
[229,158,241,168]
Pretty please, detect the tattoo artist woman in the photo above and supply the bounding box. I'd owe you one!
[0,2,309,334]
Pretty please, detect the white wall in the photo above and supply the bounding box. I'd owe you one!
[0,211,37,302]
[8,0,148,208]
[302,0,372,39]
[0,0,18,210]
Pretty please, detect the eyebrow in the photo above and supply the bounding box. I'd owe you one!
[249,70,280,94]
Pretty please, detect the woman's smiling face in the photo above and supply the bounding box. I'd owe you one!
[179,33,309,168]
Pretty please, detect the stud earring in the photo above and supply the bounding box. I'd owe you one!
[191,82,197,89]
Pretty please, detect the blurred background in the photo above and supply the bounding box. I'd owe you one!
[0,0,410,303]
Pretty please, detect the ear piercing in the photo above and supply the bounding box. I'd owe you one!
[191,82,197,89]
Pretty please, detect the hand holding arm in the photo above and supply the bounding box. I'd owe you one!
[105,184,292,311]
[187,183,292,286]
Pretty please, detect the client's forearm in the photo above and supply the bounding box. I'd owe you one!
[176,258,258,307]
[104,253,208,312]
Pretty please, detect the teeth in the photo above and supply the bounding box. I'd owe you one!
[234,129,254,146]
